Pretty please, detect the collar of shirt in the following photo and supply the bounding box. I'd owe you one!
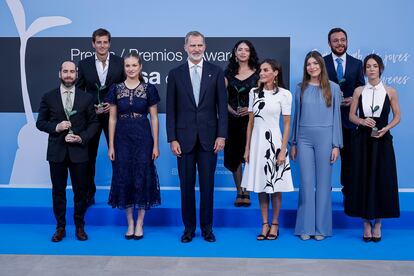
[188,59,204,71]
[60,84,75,95]
[367,81,384,90]
[95,53,110,64]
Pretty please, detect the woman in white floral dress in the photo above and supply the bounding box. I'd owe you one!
[241,59,294,240]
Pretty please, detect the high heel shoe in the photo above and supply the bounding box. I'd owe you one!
[363,221,372,242]
[256,223,270,241]
[372,222,381,242]
[241,194,251,207]
[125,234,134,240]
[267,223,279,240]
[234,194,243,207]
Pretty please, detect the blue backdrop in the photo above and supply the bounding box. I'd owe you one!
[0,0,412,188]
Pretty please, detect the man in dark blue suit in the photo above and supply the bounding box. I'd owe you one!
[324,28,365,194]
[166,31,228,243]
[37,61,99,242]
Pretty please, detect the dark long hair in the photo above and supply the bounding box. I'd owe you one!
[255,59,285,94]
[226,40,259,76]
[300,50,332,107]
[363,54,384,77]
[124,52,145,83]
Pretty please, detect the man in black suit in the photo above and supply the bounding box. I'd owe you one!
[37,61,99,242]
[77,28,125,206]
[166,31,228,243]
[324,28,365,194]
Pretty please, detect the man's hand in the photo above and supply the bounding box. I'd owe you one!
[341,96,353,106]
[214,137,225,154]
[65,134,82,144]
[56,121,72,133]
[170,140,182,157]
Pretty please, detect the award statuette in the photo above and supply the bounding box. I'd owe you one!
[95,83,107,114]
[370,86,380,137]
[64,109,77,134]
[234,85,246,115]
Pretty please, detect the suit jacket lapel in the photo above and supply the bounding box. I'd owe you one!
[326,54,338,82]
[71,88,82,115]
[180,63,197,107]
[105,54,114,87]
[198,62,211,105]
[88,57,101,87]
[54,89,67,119]
[343,53,352,79]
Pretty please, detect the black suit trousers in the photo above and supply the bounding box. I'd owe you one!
[86,112,110,198]
[49,156,88,228]
[177,138,217,233]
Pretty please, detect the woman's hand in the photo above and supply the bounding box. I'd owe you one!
[152,146,160,160]
[374,126,389,138]
[228,106,239,117]
[276,148,286,166]
[108,146,115,161]
[244,148,250,163]
[237,107,249,117]
[360,117,376,128]
[290,145,296,161]
[331,147,340,163]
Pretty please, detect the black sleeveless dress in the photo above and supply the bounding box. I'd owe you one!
[224,70,259,172]
[344,93,399,219]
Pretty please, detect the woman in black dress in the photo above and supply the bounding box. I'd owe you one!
[345,54,401,242]
[224,40,259,207]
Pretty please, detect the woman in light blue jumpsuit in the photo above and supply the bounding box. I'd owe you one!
[290,51,343,241]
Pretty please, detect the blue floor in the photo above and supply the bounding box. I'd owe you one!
[0,188,413,260]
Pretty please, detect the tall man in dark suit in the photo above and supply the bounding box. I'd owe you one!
[37,61,99,242]
[166,31,228,243]
[77,28,125,206]
[324,28,365,194]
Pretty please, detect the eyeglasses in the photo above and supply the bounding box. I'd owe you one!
[331,38,347,44]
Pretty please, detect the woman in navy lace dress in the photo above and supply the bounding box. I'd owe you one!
[106,52,161,240]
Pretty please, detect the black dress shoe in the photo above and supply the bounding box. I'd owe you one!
[181,231,195,243]
[125,234,134,240]
[51,227,66,242]
[202,230,216,242]
[75,227,88,241]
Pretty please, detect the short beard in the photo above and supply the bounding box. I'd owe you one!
[60,78,76,88]
[331,45,347,56]
[188,54,204,63]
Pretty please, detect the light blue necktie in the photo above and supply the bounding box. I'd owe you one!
[336,57,344,82]
[191,65,200,106]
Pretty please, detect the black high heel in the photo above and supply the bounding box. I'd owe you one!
[234,193,243,207]
[363,221,372,242]
[372,222,382,242]
[242,194,251,207]
[257,223,270,241]
[267,223,279,240]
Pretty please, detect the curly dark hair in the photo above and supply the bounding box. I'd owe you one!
[226,40,259,76]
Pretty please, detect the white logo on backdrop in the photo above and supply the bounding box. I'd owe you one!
[6,0,71,186]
